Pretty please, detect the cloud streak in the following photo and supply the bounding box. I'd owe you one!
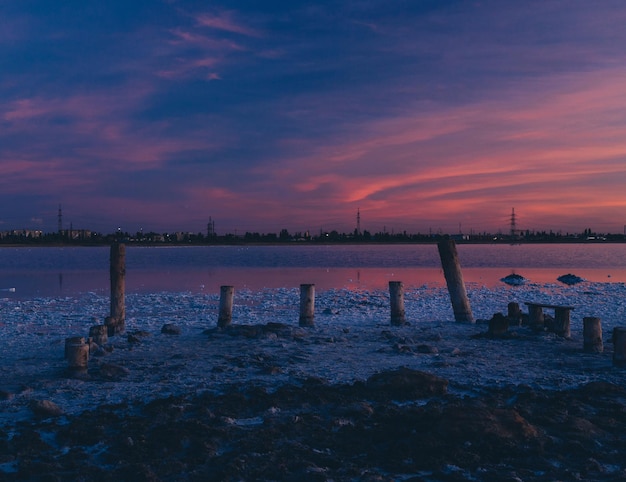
[1,1,626,234]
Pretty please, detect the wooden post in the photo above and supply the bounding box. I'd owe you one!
[65,337,89,372]
[554,307,571,338]
[507,302,522,325]
[389,281,406,326]
[89,325,108,345]
[437,239,474,323]
[583,317,603,353]
[527,304,544,331]
[299,284,315,327]
[613,327,626,366]
[109,243,126,335]
[217,285,234,328]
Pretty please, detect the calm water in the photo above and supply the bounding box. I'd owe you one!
[1,244,625,298]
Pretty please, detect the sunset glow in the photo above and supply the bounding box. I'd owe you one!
[2,2,626,235]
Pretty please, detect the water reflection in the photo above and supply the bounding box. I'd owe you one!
[2,264,626,300]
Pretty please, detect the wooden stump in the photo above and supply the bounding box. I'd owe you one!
[89,324,108,345]
[109,243,126,335]
[488,313,509,336]
[299,284,315,327]
[437,239,474,323]
[389,281,406,326]
[613,327,626,366]
[65,336,85,359]
[507,302,522,325]
[583,317,603,353]
[553,307,571,338]
[66,337,89,372]
[218,285,235,328]
[528,304,544,331]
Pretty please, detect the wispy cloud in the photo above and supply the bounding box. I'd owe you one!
[195,11,263,38]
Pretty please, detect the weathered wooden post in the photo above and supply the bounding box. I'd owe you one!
[507,302,522,325]
[89,324,108,346]
[107,243,126,336]
[554,308,571,338]
[299,283,315,327]
[389,281,406,326]
[217,285,235,328]
[437,239,474,323]
[65,337,89,372]
[583,317,603,353]
[527,304,544,330]
[613,327,626,366]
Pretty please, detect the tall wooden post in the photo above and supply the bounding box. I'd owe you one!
[389,281,406,326]
[107,243,126,336]
[437,239,474,323]
[613,327,626,366]
[217,285,235,328]
[583,317,603,353]
[299,284,315,327]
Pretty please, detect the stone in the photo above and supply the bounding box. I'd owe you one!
[366,367,448,398]
[30,399,64,418]
[161,323,181,335]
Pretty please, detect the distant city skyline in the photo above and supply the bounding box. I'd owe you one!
[2,2,626,235]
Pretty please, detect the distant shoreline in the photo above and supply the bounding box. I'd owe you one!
[1,239,626,248]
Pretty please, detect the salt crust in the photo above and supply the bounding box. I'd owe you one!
[1,281,626,427]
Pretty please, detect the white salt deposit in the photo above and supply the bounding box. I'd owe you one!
[1,281,626,427]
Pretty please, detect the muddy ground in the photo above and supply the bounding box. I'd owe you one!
[2,365,626,482]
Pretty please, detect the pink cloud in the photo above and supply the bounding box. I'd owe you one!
[195,11,262,38]
[261,67,626,233]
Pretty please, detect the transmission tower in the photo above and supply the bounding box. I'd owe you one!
[58,204,63,235]
[510,207,517,238]
[356,208,361,235]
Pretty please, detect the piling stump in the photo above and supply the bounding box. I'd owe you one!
[299,284,315,327]
[583,317,603,353]
[613,327,626,366]
[554,308,571,338]
[437,239,474,323]
[528,305,544,331]
[488,313,509,337]
[66,337,89,372]
[389,281,406,326]
[218,285,235,328]
[507,302,522,325]
[89,325,108,345]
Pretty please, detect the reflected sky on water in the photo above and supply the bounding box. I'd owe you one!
[1,244,626,299]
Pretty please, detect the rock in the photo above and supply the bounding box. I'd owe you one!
[161,323,181,335]
[416,344,439,354]
[98,362,130,380]
[0,389,14,400]
[501,273,526,285]
[558,273,585,285]
[30,399,64,418]
[366,367,448,398]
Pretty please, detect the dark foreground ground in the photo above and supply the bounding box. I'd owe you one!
[2,368,625,482]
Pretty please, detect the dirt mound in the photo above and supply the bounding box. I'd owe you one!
[2,372,626,481]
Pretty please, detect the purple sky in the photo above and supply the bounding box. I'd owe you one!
[2,1,626,235]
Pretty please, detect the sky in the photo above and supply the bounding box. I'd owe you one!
[2,1,626,236]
